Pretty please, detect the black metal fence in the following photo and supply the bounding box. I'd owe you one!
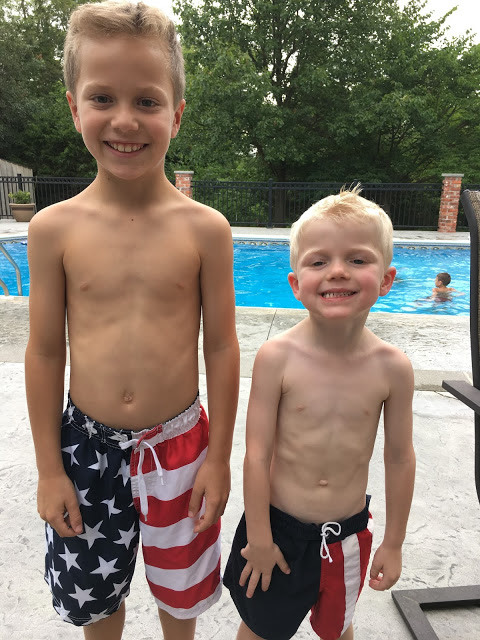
[192,180,446,230]
[0,174,474,231]
[0,175,93,220]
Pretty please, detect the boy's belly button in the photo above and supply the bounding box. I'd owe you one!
[319,479,328,487]
[123,391,134,404]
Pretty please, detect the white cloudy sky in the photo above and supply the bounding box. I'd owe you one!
[145,0,480,43]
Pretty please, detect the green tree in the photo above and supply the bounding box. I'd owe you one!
[174,0,480,184]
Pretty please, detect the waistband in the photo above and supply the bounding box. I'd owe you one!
[270,494,371,543]
[65,392,201,449]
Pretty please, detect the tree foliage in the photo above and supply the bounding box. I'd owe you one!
[0,0,97,175]
[174,0,480,183]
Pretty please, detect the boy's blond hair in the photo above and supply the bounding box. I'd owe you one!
[289,186,393,272]
[64,1,185,106]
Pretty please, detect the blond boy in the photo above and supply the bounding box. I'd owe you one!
[25,2,239,639]
[224,189,415,640]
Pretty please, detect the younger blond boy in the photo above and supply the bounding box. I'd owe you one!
[25,2,239,639]
[224,188,416,640]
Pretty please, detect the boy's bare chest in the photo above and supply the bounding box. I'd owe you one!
[64,224,200,301]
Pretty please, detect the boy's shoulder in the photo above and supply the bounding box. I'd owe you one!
[368,330,413,377]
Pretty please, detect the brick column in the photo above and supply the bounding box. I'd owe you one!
[438,173,464,232]
[174,170,194,198]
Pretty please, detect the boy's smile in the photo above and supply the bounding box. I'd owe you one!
[288,218,395,318]
[67,35,185,182]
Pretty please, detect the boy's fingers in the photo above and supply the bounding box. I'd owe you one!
[261,572,272,592]
[188,487,203,519]
[246,571,260,598]
[65,496,83,534]
[277,554,290,575]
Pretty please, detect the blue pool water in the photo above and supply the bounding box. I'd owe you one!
[0,239,470,315]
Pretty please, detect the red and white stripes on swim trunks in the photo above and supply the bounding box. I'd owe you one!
[121,397,222,618]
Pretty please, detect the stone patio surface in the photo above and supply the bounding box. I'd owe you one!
[0,221,478,639]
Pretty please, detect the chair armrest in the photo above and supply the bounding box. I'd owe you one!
[442,380,480,414]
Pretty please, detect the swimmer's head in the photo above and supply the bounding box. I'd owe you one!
[436,272,451,286]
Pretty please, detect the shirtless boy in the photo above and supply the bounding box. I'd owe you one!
[432,272,457,298]
[25,2,239,639]
[224,188,416,640]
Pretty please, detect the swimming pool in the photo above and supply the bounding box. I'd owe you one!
[233,241,470,315]
[0,239,471,315]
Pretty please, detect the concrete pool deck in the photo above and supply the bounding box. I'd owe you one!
[1,221,479,639]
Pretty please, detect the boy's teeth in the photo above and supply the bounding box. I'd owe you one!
[322,291,354,298]
[110,143,143,152]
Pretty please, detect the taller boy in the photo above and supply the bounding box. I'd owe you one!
[25,2,239,639]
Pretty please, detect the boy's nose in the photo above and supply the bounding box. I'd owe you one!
[111,106,139,132]
[327,260,349,279]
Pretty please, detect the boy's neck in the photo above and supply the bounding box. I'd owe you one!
[91,165,174,208]
[304,311,371,353]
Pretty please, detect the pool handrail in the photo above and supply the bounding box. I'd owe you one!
[0,239,24,296]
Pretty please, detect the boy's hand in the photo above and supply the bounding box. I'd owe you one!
[369,543,402,591]
[188,458,230,533]
[37,473,83,538]
[239,542,290,598]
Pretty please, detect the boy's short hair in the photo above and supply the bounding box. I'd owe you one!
[436,272,451,286]
[289,186,393,272]
[64,1,185,106]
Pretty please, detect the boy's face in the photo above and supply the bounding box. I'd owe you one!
[66,35,185,182]
[288,218,395,319]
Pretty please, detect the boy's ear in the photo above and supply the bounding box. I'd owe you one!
[66,91,82,134]
[287,272,300,299]
[379,266,396,297]
[171,99,186,139]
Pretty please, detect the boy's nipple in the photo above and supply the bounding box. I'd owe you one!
[319,479,329,487]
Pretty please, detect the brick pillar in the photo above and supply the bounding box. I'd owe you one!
[174,170,194,198]
[438,173,464,232]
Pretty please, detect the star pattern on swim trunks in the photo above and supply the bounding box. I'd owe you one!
[77,521,107,549]
[114,523,137,549]
[107,576,130,599]
[88,451,109,477]
[68,584,97,609]
[59,544,81,572]
[84,417,98,438]
[54,600,73,622]
[75,481,92,507]
[62,444,79,466]
[114,458,130,486]
[46,524,54,547]
[91,556,120,580]
[86,609,111,624]
[102,496,121,518]
[50,563,63,589]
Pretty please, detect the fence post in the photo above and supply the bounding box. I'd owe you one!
[267,179,273,228]
[174,170,194,198]
[438,173,464,232]
[17,173,23,190]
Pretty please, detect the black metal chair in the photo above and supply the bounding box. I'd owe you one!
[391,190,480,640]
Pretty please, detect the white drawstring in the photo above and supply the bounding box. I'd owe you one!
[320,522,342,563]
[120,436,165,519]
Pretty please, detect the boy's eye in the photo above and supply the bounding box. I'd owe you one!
[352,259,365,264]
[139,98,158,108]
[92,95,111,104]
[312,260,325,266]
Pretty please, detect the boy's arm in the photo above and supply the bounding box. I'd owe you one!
[370,351,416,591]
[239,340,290,597]
[188,213,240,533]
[25,212,82,537]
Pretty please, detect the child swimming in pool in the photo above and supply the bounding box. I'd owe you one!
[224,187,416,640]
[431,272,459,299]
[25,2,239,638]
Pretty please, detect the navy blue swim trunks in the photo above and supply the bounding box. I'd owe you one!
[223,497,373,640]
[44,394,222,626]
